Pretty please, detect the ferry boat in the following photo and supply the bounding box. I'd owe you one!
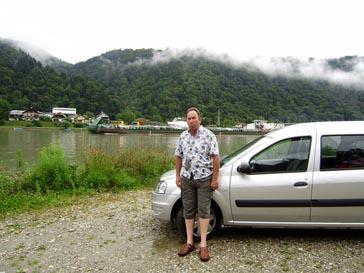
[87,112,111,133]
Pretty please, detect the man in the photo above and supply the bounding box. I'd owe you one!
[175,107,220,262]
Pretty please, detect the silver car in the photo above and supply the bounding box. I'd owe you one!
[152,121,364,239]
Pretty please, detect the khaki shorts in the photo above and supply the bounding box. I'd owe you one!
[181,175,212,219]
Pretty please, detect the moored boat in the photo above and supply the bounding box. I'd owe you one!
[87,112,110,133]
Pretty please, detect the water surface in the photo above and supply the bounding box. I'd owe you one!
[0,128,258,170]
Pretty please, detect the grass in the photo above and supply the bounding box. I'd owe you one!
[0,143,174,217]
[0,191,85,216]
[280,245,294,272]
[28,259,39,266]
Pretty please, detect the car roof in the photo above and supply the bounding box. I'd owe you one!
[267,121,364,138]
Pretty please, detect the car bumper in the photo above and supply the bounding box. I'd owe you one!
[151,191,180,222]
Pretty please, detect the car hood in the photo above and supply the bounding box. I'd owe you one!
[160,169,176,181]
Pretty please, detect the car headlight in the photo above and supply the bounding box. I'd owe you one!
[155,180,167,194]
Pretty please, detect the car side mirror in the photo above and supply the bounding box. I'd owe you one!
[237,162,252,174]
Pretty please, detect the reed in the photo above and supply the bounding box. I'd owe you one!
[0,143,174,215]
[114,147,174,186]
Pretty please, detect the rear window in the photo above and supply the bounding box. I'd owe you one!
[321,135,364,170]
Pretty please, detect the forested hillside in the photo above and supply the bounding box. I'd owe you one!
[1,40,363,125]
[0,41,118,120]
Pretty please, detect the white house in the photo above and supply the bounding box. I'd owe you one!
[9,110,25,120]
[52,107,77,121]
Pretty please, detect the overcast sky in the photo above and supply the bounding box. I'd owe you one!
[1,0,363,64]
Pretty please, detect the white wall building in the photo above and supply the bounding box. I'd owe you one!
[52,107,77,120]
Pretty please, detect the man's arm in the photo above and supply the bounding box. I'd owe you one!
[176,156,182,188]
[210,155,220,191]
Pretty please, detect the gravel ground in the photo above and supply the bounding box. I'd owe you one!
[0,190,364,273]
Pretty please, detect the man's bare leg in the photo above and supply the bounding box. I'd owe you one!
[185,218,195,245]
[199,218,209,247]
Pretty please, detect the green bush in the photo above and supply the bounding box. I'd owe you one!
[83,169,110,189]
[78,149,114,190]
[113,170,138,189]
[8,146,173,194]
[115,148,174,186]
[63,121,71,129]
[53,121,67,128]
[77,148,173,190]
[22,143,74,193]
[0,172,14,196]
[39,116,52,122]
[32,120,42,127]
[16,149,26,170]
[0,145,174,215]
[25,121,36,127]
[78,149,137,190]
[74,123,84,128]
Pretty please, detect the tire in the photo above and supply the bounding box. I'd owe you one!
[175,204,221,241]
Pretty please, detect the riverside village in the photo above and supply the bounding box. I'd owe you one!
[8,107,285,134]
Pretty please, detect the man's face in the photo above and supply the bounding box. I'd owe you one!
[186,110,201,131]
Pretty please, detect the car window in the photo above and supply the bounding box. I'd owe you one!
[249,136,311,173]
[221,135,266,166]
[321,135,364,170]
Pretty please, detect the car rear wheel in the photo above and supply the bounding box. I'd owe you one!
[175,204,221,241]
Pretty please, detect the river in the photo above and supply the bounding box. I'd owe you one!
[0,128,259,170]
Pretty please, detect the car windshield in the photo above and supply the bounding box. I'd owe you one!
[221,135,266,166]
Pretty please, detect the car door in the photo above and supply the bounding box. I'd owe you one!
[311,134,364,223]
[230,136,313,223]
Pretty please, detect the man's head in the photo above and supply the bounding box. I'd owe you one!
[186,107,201,132]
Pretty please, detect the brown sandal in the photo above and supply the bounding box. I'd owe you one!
[199,246,210,262]
[178,243,195,257]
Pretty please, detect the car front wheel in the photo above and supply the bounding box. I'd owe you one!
[175,204,221,241]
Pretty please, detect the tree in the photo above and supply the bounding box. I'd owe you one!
[84,111,95,118]
[116,107,136,124]
[0,98,10,120]
[1,41,364,124]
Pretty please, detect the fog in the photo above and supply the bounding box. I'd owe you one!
[3,38,53,63]
[5,38,364,89]
[245,56,364,88]
[146,48,364,89]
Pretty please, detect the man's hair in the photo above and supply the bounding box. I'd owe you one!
[186,107,201,118]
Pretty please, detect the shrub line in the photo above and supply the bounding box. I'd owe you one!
[0,143,174,216]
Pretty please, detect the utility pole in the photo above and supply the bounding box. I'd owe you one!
[217,108,220,126]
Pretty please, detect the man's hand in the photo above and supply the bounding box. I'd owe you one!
[176,156,182,188]
[176,176,182,188]
[210,178,218,191]
[211,154,220,191]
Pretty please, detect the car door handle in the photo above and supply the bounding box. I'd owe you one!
[294,181,308,187]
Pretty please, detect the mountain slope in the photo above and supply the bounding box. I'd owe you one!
[1,40,363,124]
[0,41,111,118]
[0,38,72,73]
[65,49,364,123]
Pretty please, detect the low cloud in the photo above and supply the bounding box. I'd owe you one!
[145,48,364,89]
[2,38,53,64]
[6,38,363,89]
[244,56,364,88]
[150,48,229,64]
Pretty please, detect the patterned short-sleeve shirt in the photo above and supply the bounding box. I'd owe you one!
[175,125,219,180]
